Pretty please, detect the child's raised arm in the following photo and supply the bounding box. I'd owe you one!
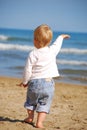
[61,34,70,39]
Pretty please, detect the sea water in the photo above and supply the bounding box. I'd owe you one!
[0,28,87,86]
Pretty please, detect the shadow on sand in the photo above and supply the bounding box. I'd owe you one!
[0,116,35,127]
[0,116,23,123]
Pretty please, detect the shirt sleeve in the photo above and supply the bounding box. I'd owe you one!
[50,35,63,55]
[23,51,36,84]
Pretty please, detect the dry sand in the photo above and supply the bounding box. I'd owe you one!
[0,76,87,130]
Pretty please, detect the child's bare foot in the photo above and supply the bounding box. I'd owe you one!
[23,118,35,126]
[36,122,44,128]
[24,117,32,123]
[36,112,46,128]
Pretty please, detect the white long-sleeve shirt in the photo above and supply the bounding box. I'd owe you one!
[23,36,63,84]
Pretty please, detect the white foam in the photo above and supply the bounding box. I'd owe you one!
[57,59,87,66]
[60,48,87,54]
[0,43,33,51]
[0,35,8,40]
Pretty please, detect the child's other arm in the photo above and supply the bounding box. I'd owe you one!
[17,82,28,88]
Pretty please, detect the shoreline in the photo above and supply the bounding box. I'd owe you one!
[0,76,87,130]
[0,74,87,87]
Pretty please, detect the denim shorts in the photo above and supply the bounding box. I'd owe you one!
[24,78,55,113]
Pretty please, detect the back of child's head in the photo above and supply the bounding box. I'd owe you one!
[34,24,53,48]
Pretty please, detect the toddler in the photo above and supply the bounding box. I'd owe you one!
[18,24,70,128]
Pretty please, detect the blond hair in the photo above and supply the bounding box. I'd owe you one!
[34,24,53,48]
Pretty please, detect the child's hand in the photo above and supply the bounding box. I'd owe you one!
[61,34,70,39]
[16,82,28,88]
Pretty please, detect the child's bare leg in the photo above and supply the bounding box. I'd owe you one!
[24,109,34,123]
[36,112,47,128]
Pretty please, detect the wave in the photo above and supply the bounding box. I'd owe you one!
[56,75,87,86]
[60,48,87,54]
[0,43,33,51]
[0,35,32,42]
[0,43,87,66]
[0,43,87,54]
[60,69,87,76]
[57,59,87,66]
[0,35,8,40]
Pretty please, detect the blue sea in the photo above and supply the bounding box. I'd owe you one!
[0,28,87,86]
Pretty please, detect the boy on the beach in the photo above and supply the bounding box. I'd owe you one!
[18,24,70,128]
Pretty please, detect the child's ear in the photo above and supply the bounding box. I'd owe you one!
[34,39,39,48]
[34,39,38,44]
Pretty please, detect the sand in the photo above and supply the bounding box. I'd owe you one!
[0,76,87,130]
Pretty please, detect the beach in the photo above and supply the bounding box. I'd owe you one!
[0,76,87,130]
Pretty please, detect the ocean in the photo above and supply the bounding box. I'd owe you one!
[0,28,87,86]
